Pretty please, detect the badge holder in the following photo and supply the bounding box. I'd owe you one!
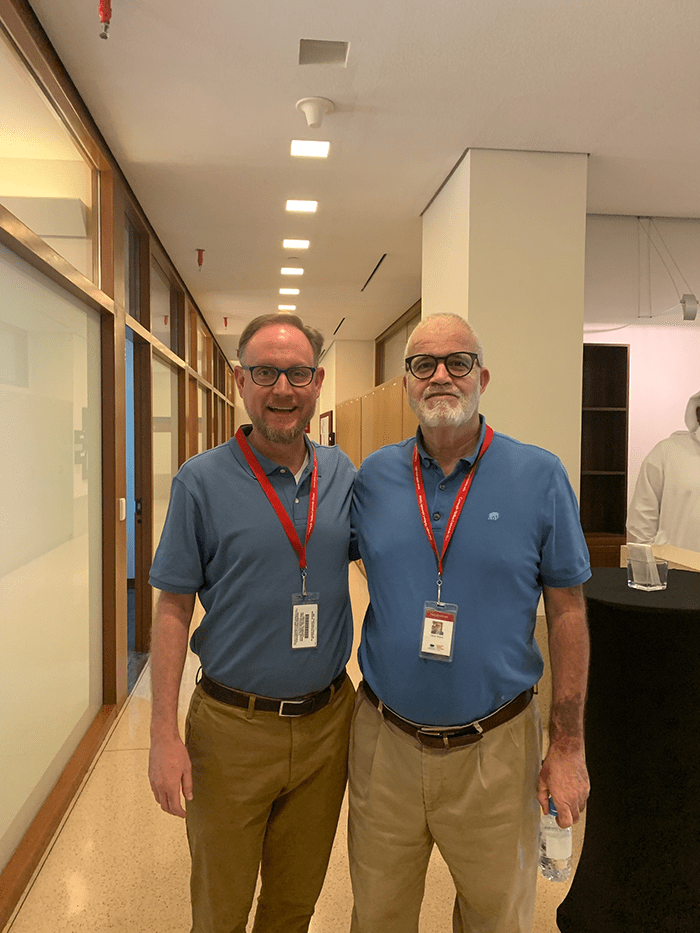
[420,577,456,662]
[292,570,319,649]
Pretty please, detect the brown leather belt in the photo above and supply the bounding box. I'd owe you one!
[362,680,534,749]
[200,670,346,717]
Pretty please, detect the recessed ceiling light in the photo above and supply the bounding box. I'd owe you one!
[291,140,330,158]
[283,239,310,249]
[278,304,297,311]
[286,200,317,213]
[280,288,300,295]
[281,267,304,275]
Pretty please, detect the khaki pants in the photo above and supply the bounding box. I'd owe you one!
[348,685,542,933]
[185,676,354,933]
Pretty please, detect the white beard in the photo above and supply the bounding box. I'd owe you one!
[409,389,479,428]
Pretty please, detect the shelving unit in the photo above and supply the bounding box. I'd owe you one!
[580,344,629,566]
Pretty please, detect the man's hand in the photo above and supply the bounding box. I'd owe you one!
[537,745,589,828]
[540,584,590,828]
[148,734,193,818]
[149,590,196,818]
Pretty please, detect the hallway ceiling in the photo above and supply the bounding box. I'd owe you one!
[29,0,700,359]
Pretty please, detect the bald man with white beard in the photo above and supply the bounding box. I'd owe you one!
[349,314,591,933]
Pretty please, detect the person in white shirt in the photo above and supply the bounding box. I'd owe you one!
[627,390,700,552]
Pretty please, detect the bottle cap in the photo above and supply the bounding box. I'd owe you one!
[548,797,558,817]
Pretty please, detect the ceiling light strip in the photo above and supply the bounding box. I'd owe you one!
[286,200,317,212]
[291,140,330,158]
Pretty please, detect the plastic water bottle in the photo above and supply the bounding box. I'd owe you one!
[539,798,572,881]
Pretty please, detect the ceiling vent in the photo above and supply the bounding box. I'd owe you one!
[299,39,349,66]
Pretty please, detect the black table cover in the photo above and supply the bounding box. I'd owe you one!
[557,568,700,933]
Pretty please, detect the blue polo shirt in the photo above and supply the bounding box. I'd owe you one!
[150,430,356,697]
[352,420,591,725]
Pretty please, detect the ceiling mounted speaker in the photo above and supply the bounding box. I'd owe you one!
[296,97,334,128]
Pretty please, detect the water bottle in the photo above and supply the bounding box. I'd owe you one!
[539,798,572,881]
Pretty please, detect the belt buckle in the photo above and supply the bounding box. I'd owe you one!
[416,724,481,748]
[279,697,311,717]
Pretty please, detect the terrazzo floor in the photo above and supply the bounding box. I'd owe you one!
[3,564,584,932]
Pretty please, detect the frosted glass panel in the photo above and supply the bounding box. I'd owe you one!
[0,242,102,871]
[152,357,179,553]
[0,30,94,280]
[198,386,208,453]
[150,260,172,349]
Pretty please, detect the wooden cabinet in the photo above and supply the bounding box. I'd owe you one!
[580,344,629,566]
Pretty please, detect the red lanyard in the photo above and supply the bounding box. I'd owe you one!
[236,427,318,591]
[413,425,494,599]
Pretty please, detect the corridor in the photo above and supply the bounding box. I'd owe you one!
[3,565,581,933]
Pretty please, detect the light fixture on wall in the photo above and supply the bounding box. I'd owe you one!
[638,217,697,321]
[681,294,698,321]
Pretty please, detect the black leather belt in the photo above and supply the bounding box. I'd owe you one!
[362,680,534,748]
[200,670,347,717]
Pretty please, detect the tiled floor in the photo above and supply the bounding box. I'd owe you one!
[3,565,584,932]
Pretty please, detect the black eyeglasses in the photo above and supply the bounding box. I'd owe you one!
[405,352,480,380]
[243,365,316,387]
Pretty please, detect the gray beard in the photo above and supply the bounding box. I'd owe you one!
[409,392,478,428]
[253,419,307,444]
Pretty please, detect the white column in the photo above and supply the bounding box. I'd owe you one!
[422,148,588,488]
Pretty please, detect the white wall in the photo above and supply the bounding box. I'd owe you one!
[584,323,700,506]
[319,341,337,415]
[584,214,700,503]
[423,149,588,488]
[319,340,374,434]
[585,215,700,324]
[335,341,374,404]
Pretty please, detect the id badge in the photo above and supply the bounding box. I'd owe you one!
[419,601,457,662]
[292,593,319,649]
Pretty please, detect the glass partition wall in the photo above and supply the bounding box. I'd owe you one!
[152,355,180,555]
[0,27,95,281]
[0,4,237,921]
[0,243,103,872]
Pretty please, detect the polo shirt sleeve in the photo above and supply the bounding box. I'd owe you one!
[149,474,207,594]
[539,460,591,589]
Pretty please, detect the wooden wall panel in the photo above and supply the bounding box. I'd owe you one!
[402,386,418,440]
[359,392,376,463]
[361,377,404,460]
[336,398,362,468]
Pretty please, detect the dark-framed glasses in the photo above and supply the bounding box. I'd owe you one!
[405,352,480,380]
[244,364,316,387]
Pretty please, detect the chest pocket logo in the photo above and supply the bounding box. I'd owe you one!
[488,512,500,521]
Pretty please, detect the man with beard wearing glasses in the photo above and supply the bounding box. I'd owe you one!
[349,313,591,933]
[148,314,356,933]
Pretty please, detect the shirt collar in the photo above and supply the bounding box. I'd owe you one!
[414,415,487,471]
[232,424,315,478]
